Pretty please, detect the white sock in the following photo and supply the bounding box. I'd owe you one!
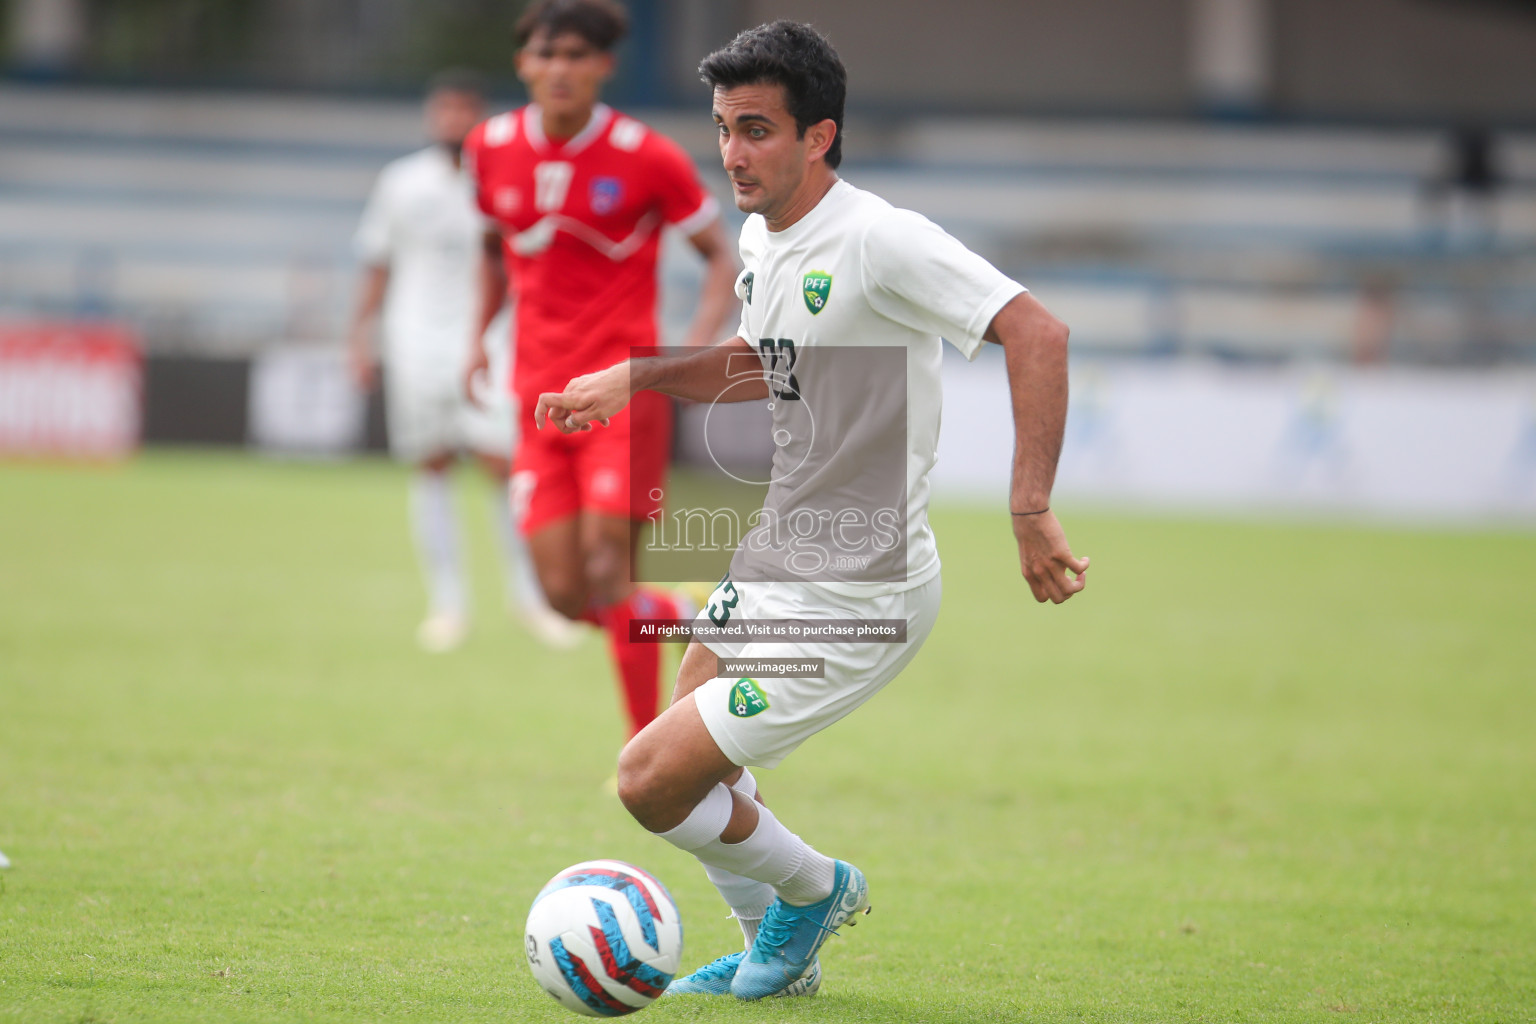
[488,486,546,612]
[730,769,759,799]
[656,785,836,907]
[410,472,464,617]
[704,862,773,947]
[657,783,733,849]
[707,769,774,947]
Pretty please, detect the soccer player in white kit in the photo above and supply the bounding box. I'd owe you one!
[348,71,569,652]
[536,22,1090,999]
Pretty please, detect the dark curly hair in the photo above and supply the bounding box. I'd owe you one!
[699,20,847,170]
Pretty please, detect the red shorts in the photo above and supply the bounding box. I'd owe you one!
[511,389,673,535]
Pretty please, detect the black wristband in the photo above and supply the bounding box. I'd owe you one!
[1011,507,1050,516]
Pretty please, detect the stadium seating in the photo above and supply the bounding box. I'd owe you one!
[2,84,1533,362]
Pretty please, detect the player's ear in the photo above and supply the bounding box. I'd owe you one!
[597,51,617,82]
[806,119,837,165]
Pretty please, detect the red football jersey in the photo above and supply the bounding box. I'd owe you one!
[464,103,718,400]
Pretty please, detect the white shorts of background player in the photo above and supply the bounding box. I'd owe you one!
[384,369,514,464]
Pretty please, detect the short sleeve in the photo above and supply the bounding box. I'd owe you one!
[733,268,753,341]
[353,169,393,265]
[732,219,766,341]
[461,120,496,220]
[646,133,719,236]
[859,209,1025,360]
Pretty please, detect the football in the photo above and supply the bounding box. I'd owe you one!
[524,860,684,1016]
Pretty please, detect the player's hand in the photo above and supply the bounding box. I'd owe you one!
[1011,510,1089,604]
[462,342,491,409]
[534,363,630,434]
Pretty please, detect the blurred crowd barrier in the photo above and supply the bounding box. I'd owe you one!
[0,321,140,458]
[5,317,1534,526]
[937,349,1536,524]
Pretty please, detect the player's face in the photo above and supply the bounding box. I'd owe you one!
[426,89,484,149]
[712,83,826,221]
[516,29,614,125]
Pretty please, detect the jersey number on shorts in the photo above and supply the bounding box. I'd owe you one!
[707,578,740,626]
[758,338,802,401]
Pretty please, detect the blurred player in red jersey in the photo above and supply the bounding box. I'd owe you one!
[463,0,738,738]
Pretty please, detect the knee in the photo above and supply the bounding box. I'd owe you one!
[538,575,588,620]
[542,588,587,621]
[584,541,628,605]
[615,739,665,831]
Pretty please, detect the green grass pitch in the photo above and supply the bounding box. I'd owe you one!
[2,451,1533,1022]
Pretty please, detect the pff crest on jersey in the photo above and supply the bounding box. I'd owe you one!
[803,270,832,315]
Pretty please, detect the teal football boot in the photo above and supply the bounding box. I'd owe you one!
[730,861,868,1000]
[665,950,821,997]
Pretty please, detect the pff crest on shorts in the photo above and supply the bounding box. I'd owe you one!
[729,678,771,718]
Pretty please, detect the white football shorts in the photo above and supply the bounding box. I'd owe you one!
[384,368,513,464]
[691,573,942,769]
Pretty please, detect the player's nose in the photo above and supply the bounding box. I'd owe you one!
[720,133,748,169]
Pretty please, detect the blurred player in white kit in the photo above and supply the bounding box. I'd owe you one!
[348,70,573,652]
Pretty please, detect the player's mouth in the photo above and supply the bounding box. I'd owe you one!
[731,178,760,194]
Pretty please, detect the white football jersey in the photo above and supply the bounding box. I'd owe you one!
[730,178,1025,595]
[354,146,496,388]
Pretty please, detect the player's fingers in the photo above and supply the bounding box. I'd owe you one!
[1021,564,1049,603]
[535,395,558,430]
[1060,570,1087,599]
[1067,553,1090,576]
[565,403,612,431]
[1045,559,1079,604]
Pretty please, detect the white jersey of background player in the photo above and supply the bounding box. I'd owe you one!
[536,21,1089,1001]
[348,71,572,652]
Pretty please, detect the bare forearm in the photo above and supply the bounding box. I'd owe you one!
[349,265,389,339]
[988,293,1071,512]
[630,337,766,403]
[681,220,740,348]
[473,234,508,341]
[682,250,740,348]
